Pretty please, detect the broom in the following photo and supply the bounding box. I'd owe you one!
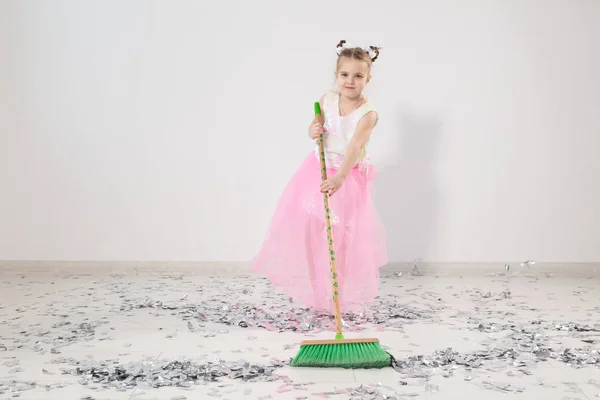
[289,101,392,369]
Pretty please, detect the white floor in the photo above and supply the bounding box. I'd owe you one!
[0,264,599,399]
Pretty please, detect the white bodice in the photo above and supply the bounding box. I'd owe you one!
[315,91,377,168]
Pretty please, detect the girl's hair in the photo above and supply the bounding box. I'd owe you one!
[335,40,380,72]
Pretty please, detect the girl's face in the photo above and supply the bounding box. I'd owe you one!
[335,57,371,98]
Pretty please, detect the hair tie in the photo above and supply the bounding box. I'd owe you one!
[336,40,347,55]
[366,46,380,62]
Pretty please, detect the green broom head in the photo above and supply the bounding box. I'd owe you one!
[290,338,392,369]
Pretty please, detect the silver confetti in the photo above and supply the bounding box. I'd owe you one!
[424,384,439,392]
[411,259,421,276]
[56,357,288,389]
[342,318,350,330]
[3,264,600,399]
[122,294,431,334]
[520,260,535,268]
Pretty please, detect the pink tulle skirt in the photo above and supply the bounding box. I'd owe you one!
[249,152,387,314]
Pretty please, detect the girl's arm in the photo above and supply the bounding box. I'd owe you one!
[335,111,378,179]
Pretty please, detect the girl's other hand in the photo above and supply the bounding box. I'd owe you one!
[320,174,345,196]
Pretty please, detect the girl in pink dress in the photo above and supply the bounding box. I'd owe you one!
[250,40,387,314]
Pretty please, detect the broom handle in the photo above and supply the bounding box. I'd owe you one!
[314,102,344,338]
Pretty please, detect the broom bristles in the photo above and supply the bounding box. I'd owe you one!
[290,339,392,369]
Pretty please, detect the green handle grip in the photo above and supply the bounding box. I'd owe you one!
[314,102,321,116]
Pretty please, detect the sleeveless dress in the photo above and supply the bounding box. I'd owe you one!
[249,91,388,314]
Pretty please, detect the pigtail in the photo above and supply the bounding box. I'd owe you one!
[368,46,380,63]
[336,40,347,56]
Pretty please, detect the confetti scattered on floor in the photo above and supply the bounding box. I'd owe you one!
[1,265,599,399]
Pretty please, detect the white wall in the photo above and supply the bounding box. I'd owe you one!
[1,0,599,263]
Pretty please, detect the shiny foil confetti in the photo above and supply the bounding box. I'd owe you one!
[520,260,536,268]
[119,297,433,334]
[411,259,421,276]
[424,384,439,392]
[57,358,288,389]
[2,269,600,398]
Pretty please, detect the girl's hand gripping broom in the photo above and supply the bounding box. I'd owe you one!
[289,102,392,369]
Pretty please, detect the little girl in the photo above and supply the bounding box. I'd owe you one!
[250,40,387,314]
